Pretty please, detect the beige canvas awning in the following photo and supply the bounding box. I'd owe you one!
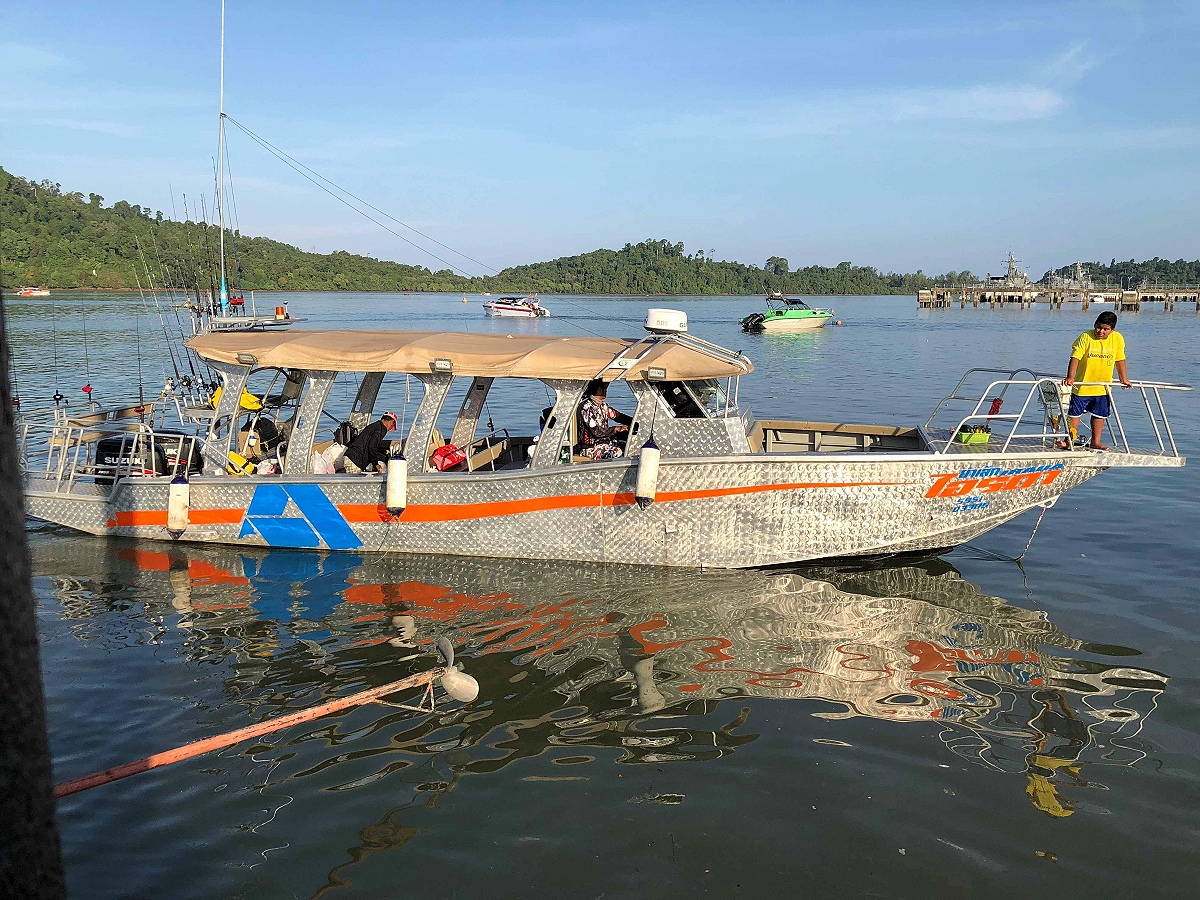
[185,330,753,380]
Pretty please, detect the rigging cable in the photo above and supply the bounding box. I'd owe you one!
[221,115,616,336]
[222,115,482,278]
[221,135,247,295]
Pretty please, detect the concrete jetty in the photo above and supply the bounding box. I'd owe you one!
[918,284,1200,311]
[917,255,1200,312]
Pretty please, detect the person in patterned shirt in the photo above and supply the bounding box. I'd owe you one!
[577,379,632,460]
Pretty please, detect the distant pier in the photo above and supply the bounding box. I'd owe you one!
[918,284,1200,312]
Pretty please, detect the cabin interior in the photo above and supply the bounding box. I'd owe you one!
[207,365,933,479]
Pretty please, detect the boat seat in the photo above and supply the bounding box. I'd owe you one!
[421,429,447,467]
[65,402,155,429]
[52,420,148,448]
[467,437,508,472]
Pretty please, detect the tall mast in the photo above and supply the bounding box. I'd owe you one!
[216,0,228,310]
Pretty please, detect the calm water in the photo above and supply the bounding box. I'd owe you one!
[12,293,1200,898]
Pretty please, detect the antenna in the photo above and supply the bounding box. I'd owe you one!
[215,0,228,312]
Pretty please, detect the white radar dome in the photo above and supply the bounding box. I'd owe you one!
[644,309,688,334]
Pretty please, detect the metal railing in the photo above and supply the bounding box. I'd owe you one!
[20,420,201,496]
[925,368,1192,456]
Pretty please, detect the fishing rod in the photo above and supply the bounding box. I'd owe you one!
[135,233,183,381]
[198,194,219,316]
[180,193,210,326]
[132,268,170,393]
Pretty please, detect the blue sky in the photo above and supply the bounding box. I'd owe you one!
[3,0,1198,279]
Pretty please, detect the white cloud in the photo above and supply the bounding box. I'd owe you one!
[1040,40,1102,86]
[886,86,1065,122]
[639,84,1067,142]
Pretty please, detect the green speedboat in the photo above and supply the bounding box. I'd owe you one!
[740,292,835,332]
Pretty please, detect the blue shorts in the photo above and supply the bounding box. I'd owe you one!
[1069,393,1111,419]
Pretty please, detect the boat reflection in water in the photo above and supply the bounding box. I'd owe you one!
[34,533,1165,822]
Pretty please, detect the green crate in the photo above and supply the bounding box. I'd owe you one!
[954,429,990,444]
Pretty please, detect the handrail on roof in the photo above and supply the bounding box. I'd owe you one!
[926,367,1191,456]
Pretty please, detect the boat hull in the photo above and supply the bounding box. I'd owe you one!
[483,304,548,318]
[757,314,832,331]
[24,451,1133,568]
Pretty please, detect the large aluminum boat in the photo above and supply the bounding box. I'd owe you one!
[20,309,1189,568]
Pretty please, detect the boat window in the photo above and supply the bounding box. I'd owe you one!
[315,373,426,445]
[435,376,554,472]
[232,368,310,463]
[569,379,637,458]
[690,379,733,417]
[653,381,707,419]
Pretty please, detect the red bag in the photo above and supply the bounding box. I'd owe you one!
[431,443,467,471]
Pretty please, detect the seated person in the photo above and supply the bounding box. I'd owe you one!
[577,379,632,460]
[343,411,397,473]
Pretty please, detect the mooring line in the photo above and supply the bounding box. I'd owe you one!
[54,667,447,799]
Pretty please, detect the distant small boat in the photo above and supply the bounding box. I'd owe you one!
[18,287,50,297]
[483,295,551,318]
[481,292,492,296]
[740,292,833,332]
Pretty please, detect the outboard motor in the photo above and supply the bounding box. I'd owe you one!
[740,312,767,333]
[94,434,169,486]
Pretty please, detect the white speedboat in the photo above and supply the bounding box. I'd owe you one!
[19,309,1190,568]
[483,295,550,317]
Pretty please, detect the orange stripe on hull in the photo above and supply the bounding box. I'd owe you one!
[338,479,911,525]
[107,508,245,529]
[188,508,245,525]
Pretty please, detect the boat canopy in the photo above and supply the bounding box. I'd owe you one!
[186,329,753,380]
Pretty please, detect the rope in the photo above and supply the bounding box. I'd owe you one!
[1015,501,1053,561]
[958,498,1057,563]
[54,667,446,798]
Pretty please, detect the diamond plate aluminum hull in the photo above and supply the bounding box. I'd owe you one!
[25,451,1120,568]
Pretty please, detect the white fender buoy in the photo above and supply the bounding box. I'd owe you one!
[386,449,407,515]
[635,436,660,509]
[167,475,190,537]
[392,615,416,639]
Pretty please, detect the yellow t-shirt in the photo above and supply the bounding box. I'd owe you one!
[1071,330,1125,396]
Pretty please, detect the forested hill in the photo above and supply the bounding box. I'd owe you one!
[1047,258,1200,286]
[0,167,465,293]
[490,241,974,295]
[0,167,974,295]
[6,165,1186,295]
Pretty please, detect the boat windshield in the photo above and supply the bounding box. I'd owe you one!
[765,295,813,311]
[689,378,732,417]
[654,379,733,418]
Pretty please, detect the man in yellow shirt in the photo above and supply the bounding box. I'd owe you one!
[1059,311,1132,450]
